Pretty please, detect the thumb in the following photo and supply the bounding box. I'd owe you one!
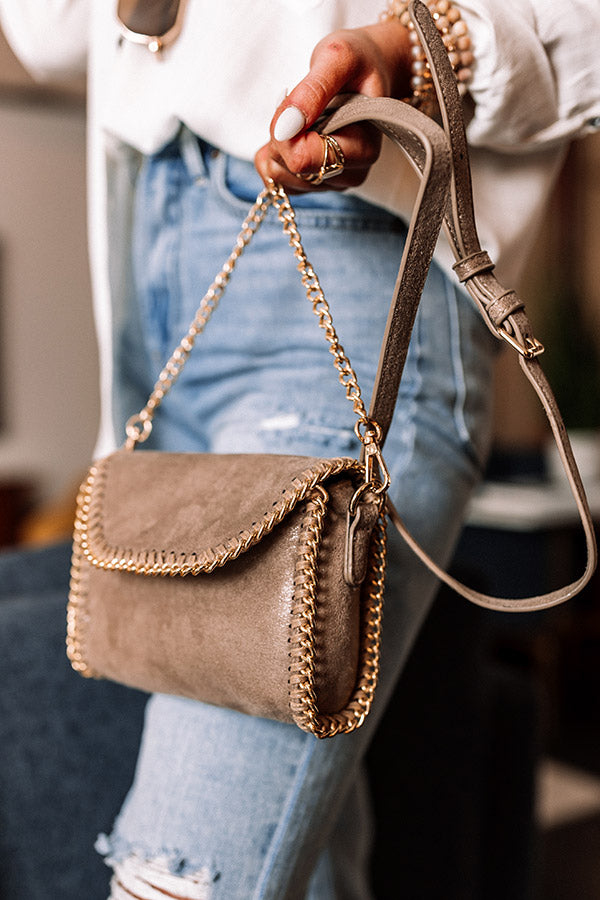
[272,36,358,142]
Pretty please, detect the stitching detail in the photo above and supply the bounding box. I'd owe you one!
[67,499,96,676]
[79,454,363,576]
[66,455,365,681]
[288,493,387,739]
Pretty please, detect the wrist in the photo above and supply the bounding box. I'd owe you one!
[381,0,474,115]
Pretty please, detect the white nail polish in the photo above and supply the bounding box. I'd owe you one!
[274,106,306,142]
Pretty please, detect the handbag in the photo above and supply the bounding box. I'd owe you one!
[67,1,597,738]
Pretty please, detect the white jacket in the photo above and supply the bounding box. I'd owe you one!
[2,0,599,453]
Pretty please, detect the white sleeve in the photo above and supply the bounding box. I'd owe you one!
[0,0,90,79]
[460,0,600,151]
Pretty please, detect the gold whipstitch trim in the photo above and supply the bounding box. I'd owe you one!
[77,455,364,577]
[66,478,101,678]
[66,456,369,681]
[288,497,387,738]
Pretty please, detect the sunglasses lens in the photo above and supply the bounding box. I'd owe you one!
[118,0,181,37]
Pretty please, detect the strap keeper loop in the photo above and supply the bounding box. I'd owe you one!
[452,250,494,282]
[486,291,525,327]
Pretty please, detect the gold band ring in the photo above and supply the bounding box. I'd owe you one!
[299,134,345,185]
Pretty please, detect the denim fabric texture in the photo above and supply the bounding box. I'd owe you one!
[102,127,497,899]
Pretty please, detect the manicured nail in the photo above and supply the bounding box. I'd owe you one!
[274,106,306,142]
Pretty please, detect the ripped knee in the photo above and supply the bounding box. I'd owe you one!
[108,854,215,900]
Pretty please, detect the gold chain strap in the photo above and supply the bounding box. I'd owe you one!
[288,486,387,738]
[124,181,389,489]
[268,184,367,424]
[124,187,272,448]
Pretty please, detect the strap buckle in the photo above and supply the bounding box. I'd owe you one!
[497,325,545,360]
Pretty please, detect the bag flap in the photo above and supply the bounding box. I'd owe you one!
[78,449,363,574]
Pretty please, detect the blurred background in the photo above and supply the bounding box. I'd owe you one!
[0,27,95,546]
[0,26,599,900]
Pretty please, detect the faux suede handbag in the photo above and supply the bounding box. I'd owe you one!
[67,2,597,738]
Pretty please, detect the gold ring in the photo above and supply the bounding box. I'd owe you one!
[298,134,345,185]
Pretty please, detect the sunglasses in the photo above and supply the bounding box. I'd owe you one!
[117,0,188,54]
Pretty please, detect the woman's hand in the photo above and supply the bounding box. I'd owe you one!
[254,19,412,193]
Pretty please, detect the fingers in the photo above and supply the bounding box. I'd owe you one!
[255,23,411,193]
[273,33,366,142]
[255,123,381,193]
[269,26,396,143]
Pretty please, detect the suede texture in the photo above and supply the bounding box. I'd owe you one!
[72,450,377,723]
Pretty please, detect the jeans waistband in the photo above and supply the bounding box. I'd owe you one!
[153,124,407,223]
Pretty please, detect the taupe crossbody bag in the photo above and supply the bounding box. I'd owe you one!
[67,2,597,738]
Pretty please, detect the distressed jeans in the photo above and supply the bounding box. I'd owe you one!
[99,128,497,899]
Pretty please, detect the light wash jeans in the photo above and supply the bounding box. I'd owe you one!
[99,128,497,899]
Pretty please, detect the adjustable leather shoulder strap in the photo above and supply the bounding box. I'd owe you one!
[322,97,452,445]
[404,0,596,609]
[322,3,596,611]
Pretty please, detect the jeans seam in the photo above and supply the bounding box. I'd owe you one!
[210,151,255,216]
[252,735,318,900]
[179,126,210,182]
[209,153,405,233]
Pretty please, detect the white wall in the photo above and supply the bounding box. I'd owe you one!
[0,97,99,501]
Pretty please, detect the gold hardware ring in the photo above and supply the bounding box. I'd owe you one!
[299,134,346,185]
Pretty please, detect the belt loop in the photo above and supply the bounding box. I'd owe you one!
[179,125,209,183]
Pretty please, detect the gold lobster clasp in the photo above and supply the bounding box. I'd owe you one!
[350,418,391,516]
